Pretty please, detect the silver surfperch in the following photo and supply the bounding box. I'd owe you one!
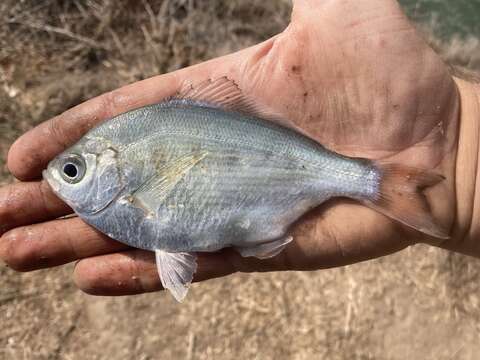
[43,77,447,301]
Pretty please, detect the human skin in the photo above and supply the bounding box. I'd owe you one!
[0,0,479,296]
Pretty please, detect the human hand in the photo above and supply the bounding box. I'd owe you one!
[0,0,474,296]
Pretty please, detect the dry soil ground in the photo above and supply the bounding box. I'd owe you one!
[1,1,480,359]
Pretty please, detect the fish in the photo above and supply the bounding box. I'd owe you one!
[43,77,448,302]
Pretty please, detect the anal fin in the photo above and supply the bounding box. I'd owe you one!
[236,236,293,259]
[155,249,197,302]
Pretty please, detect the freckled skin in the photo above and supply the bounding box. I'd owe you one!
[45,100,380,253]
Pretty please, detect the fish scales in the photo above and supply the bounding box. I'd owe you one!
[81,103,357,250]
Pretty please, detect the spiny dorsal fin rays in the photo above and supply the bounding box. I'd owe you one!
[172,77,312,138]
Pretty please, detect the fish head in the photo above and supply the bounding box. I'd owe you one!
[43,137,125,215]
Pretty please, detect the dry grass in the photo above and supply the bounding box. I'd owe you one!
[1,1,480,359]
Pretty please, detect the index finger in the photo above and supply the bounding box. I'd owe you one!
[7,49,250,181]
[7,72,177,181]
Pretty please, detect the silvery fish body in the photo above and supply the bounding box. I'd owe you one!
[44,78,445,301]
[48,99,379,251]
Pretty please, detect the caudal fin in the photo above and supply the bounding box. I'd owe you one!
[362,161,449,239]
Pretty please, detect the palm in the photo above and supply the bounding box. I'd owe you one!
[236,0,458,270]
[0,0,459,294]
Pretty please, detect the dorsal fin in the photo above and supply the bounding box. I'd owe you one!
[173,77,311,137]
[176,76,260,115]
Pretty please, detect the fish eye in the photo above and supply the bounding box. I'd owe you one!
[60,155,86,183]
[63,163,78,178]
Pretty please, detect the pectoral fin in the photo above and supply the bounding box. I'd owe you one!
[236,236,293,259]
[155,249,198,302]
[131,151,207,215]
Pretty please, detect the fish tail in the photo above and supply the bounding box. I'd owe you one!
[361,160,449,239]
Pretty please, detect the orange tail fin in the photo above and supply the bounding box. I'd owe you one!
[362,161,449,239]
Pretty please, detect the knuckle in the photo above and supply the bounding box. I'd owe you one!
[101,90,118,116]
[320,221,347,258]
[101,88,129,119]
[47,115,68,149]
[37,182,55,217]
[37,182,51,216]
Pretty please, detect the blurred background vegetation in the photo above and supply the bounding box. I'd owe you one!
[0,1,479,359]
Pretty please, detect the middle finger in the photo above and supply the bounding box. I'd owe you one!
[0,217,127,271]
[0,180,71,235]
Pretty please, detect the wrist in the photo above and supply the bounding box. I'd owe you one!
[446,77,480,255]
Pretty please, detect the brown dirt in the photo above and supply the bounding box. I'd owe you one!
[1,1,480,359]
